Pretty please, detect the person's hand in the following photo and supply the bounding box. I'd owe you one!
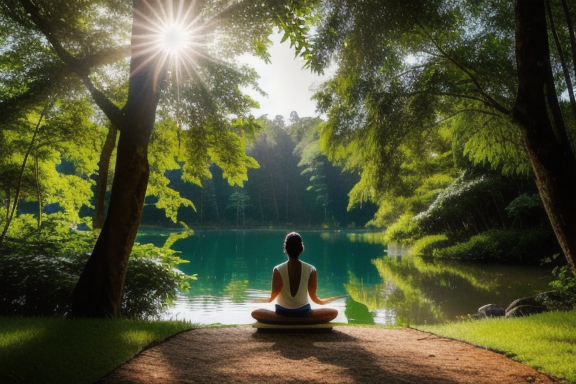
[319,295,348,304]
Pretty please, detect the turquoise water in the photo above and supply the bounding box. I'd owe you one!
[136,229,552,325]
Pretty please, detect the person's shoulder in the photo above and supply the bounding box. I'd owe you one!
[301,260,316,271]
[274,260,288,270]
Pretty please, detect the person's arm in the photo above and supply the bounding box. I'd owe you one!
[255,268,283,303]
[308,270,344,305]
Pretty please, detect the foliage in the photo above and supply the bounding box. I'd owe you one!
[0,94,103,244]
[505,192,546,228]
[411,234,451,258]
[122,242,196,319]
[226,189,250,226]
[0,317,194,384]
[0,218,195,318]
[147,117,195,223]
[432,229,559,264]
[1,213,97,257]
[379,169,557,264]
[413,172,527,238]
[0,251,83,316]
[351,132,456,229]
[301,0,576,269]
[310,1,519,220]
[291,116,367,226]
[450,112,531,176]
[381,213,419,244]
[548,265,576,310]
[418,310,576,383]
[0,216,95,316]
[139,114,376,228]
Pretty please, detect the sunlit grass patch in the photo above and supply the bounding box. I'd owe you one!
[0,317,196,384]
[417,309,576,383]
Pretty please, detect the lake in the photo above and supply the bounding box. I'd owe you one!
[136,229,552,325]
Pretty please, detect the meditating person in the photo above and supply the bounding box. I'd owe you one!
[251,232,340,325]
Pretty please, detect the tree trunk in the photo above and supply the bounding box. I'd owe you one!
[70,0,164,317]
[93,125,117,230]
[71,129,152,317]
[513,0,576,274]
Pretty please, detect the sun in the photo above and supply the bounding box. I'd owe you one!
[131,0,207,82]
[162,24,188,54]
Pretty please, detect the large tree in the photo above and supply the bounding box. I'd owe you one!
[307,0,576,273]
[1,0,315,317]
[513,0,576,273]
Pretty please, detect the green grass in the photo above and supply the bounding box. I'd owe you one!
[2,313,575,384]
[417,309,576,383]
[0,317,196,384]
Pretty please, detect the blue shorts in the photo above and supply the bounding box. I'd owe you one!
[275,304,312,317]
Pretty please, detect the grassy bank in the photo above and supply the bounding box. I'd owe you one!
[2,312,575,384]
[0,317,195,384]
[417,309,576,383]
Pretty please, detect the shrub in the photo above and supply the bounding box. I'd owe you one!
[0,218,195,318]
[0,252,82,316]
[547,265,576,310]
[382,213,420,244]
[432,228,559,263]
[122,243,196,319]
[411,234,451,257]
[505,192,546,227]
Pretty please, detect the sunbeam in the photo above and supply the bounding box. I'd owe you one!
[131,0,208,88]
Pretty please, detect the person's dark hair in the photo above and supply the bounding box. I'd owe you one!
[283,232,304,258]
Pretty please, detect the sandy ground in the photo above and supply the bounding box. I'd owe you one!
[96,326,559,384]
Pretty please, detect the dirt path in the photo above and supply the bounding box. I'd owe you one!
[97,326,559,384]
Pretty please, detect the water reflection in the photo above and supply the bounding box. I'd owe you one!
[136,229,551,325]
[348,254,551,325]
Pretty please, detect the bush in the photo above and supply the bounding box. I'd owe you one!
[0,218,195,318]
[0,252,82,316]
[122,243,196,319]
[411,234,451,257]
[547,265,576,310]
[383,213,420,244]
[432,228,559,263]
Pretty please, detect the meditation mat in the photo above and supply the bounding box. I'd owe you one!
[252,321,335,333]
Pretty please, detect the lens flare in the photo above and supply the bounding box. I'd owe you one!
[163,25,187,53]
[131,0,208,86]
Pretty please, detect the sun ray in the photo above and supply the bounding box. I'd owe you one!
[130,0,206,80]
[128,0,264,126]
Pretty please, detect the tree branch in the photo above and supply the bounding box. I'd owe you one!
[17,0,123,126]
[416,22,511,115]
[0,98,53,248]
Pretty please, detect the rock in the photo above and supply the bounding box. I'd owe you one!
[506,295,539,313]
[477,304,506,317]
[505,305,547,318]
[506,291,562,314]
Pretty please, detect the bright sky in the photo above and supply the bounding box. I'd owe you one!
[240,33,331,121]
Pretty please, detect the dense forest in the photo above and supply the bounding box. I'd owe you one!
[139,114,377,228]
[1,0,575,318]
